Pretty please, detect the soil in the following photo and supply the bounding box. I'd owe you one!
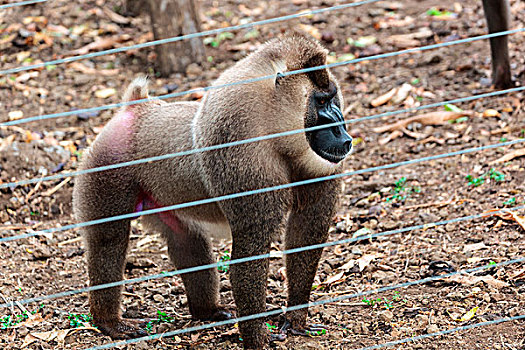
[1,0,524,349]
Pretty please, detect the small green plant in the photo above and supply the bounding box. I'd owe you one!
[385,177,421,203]
[203,32,234,47]
[68,313,93,328]
[503,197,516,206]
[1,305,44,329]
[306,328,327,337]
[218,250,231,272]
[144,310,175,333]
[362,291,404,309]
[426,7,453,16]
[466,168,505,187]
[265,322,278,332]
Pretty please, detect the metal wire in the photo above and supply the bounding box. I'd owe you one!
[2,85,524,190]
[0,0,46,9]
[0,0,382,75]
[2,28,524,127]
[1,200,523,309]
[83,257,525,350]
[356,314,525,350]
[1,138,523,244]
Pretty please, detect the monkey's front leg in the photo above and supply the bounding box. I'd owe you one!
[284,181,340,334]
[225,193,289,350]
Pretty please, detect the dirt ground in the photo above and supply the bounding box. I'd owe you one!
[1,0,524,349]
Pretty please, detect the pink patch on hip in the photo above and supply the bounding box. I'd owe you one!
[135,190,183,234]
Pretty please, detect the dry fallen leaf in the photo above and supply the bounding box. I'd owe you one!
[445,274,509,288]
[69,62,119,76]
[490,147,525,164]
[379,130,403,145]
[482,109,500,118]
[371,87,397,107]
[373,111,472,134]
[95,88,117,99]
[448,306,478,322]
[67,34,131,55]
[483,210,525,231]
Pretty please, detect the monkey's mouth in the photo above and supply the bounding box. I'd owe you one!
[315,147,348,164]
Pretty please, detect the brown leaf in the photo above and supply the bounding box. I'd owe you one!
[484,210,525,231]
[103,6,131,24]
[490,147,525,164]
[379,130,402,145]
[67,34,131,55]
[69,62,119,76]
[444,274,509,288]
[373,111,472,134]
[371,87,397,107]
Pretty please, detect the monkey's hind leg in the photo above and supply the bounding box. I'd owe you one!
[160,217,232,321]
[73,171,145,339]
[283,181,340,336]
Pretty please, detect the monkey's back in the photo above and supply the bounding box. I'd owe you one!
[131,101,227,223]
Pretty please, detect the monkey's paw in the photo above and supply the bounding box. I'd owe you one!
[271,319,328,342]
[193,306,233,321]
[97,318,148,339]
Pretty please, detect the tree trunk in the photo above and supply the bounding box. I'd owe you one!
[148,0,205,76]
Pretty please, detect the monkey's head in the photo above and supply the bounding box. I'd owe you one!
[200,33,352,176]
[266,34,353,175]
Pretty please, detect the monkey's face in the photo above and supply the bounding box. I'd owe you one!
[305,82,352,164]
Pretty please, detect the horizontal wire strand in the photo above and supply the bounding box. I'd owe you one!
[1,85,523,190]
[83,257,525,350]
[0,0,382,75]
[0,0,46,9]
[1,138,523,244]
[1,202,523,309]
[2,28,523,127]
[357,314,525,350]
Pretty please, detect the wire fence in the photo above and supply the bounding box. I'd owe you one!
[0,0,46,10]
[2,28,524,127]
[83,257,525,350]
[2,138,524,244]
[1,84,524,190]
[1,0,524,349]
[2,204,524,310]
[0,0,383,75]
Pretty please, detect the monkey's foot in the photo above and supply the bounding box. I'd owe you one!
[272,319,328,341]
[193,306,233,321]
[97,318,148,339]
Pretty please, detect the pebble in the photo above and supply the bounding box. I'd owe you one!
[426,324,439,333]
[153,294,165,303]
[186,63,203,77]
[379,310,394,322]
[351,246,362,255]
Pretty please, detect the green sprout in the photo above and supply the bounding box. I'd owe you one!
[503,197,516,206]
[203,32,234,47]
[1,305,44,329]
[265,322,278,332]
[385,177,421,203]
[218,250,231,272]
[466,168,505,187]
[144,310,175,334]
[306,328,327,337]
[68,313,93,328]
[362,292,403,309]
[426,7,453,16]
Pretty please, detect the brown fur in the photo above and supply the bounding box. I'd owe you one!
[73,34,347,349]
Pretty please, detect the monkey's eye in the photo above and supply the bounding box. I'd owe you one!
[318,99,326,105]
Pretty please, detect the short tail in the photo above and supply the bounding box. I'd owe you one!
[123,76,149,104]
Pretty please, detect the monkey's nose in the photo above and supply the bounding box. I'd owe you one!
[343,139,352,154]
